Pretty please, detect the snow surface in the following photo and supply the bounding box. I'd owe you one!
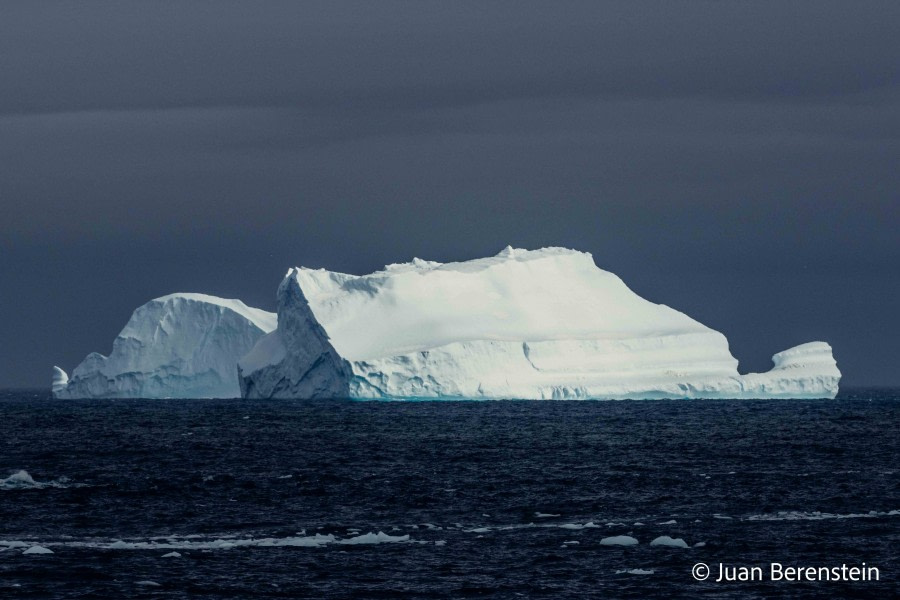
[239,247,841,400]
[54,294,275,399]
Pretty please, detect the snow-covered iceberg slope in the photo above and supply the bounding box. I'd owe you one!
[239,247,840,400]
[54,294,276,399]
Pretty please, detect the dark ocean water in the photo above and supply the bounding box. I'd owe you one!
[1,390,897,599]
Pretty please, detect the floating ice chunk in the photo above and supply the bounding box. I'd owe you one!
[616,569,654,575]
[535,512,561,518]
[559,522,599,530]
[161,551,182,558]
[1,470,38,489]
[616,568,654,575]
[466,527,491,533]
[562,540,580,545]
[599,535,638,546]
[23,546,53,555]
[650,536,689,548]
[659,519,677,525]
[694,542,707,548]
[745,510,900,521]
[337,532,410,545]
[136,581,161,587]
[434,540,446,546]
[0,470,81,490]
[633,522,645,526]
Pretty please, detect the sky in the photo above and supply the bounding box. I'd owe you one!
[1,1,898,388]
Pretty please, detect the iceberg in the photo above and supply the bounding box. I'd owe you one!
[239,247,840,400]
[54,294,275,399]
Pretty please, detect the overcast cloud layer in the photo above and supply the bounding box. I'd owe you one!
[1,1,898,387]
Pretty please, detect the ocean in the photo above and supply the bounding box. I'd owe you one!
[1,390,897,598]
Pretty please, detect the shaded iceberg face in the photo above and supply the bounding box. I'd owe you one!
[54,294,275,399]
[239,246,840,400]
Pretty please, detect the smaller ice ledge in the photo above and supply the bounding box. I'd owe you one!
[51,366,69,394]
[53,294,275,399]
[736,342,840,399]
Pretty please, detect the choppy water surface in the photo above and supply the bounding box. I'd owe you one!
[1,390,897,598]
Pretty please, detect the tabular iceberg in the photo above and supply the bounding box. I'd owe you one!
[53,294,275,399]
[238,247,840,400]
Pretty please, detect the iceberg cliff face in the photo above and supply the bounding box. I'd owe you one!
[54,294,276,399]
[238,247,841,400]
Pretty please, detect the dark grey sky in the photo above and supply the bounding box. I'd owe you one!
[1,1,898,388]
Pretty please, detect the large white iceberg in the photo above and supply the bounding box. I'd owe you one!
[53,294,275,399]
[238,247,840,400]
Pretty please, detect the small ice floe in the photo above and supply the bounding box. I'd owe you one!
[22,546,53,555]
[658,519,677,525]
[535,512,561,518]
[713,515,733,520]
[559,521,599,530]
[693,542,706,548]
[434,540,446,546]
[482,513,490,517]
[1,541,31,550]
[422,523,441,530]
[745,510,900,522]
[616,568,654,575]
[337,532,410,545]
[161,551,182,558]
[1,471,38,489]
[466,527,491,533]
[650,536,689,548]
[633,522,645,526]
[136,581,161,587]
[277,474,293,479]
[242,416,250,420]
[562,540,580,546]
[599,535,638,546]
[1,470,79,490]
